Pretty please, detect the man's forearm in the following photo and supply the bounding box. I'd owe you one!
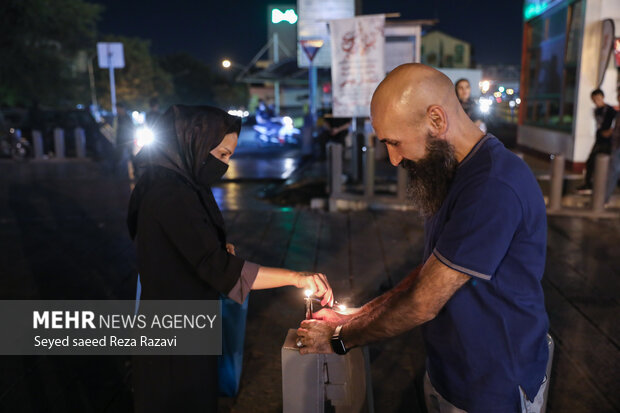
[340,256,469,348]
[353,266,422,318]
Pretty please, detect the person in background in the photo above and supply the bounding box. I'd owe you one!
[145,97,161,128]
[115,102,135,175]
[578,89,617,193]
[317,111,351,160]
[455,78,486,133]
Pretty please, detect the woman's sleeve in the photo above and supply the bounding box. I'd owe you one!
[152,188,246,296]
[228,262,260,304]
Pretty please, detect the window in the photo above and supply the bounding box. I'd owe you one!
[521,0,584,132]
[455,44,464,64]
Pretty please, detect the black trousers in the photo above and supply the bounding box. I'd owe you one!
[585,141,611,186]
[132,355,218,412]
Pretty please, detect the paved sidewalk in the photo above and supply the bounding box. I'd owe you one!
[0,160,618,412]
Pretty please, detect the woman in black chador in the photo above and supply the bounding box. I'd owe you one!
[127,105,333,411]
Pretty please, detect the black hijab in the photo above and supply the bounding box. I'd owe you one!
[128,105,241,240]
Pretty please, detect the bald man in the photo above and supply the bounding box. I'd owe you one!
[297,64,549,413]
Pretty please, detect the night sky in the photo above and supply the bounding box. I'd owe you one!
[92,0,525,68]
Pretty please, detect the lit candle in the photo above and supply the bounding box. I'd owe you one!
[304,289,313,320]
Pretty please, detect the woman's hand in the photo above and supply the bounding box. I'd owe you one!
[226,243,236,255]
[295,272,334,307]
[311,308,352,328]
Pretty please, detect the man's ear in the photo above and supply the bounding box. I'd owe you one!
[426,105,448,138]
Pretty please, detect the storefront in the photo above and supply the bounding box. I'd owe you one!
[518,0,620,170]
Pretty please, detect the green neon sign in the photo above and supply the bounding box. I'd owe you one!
[272,8,298,24]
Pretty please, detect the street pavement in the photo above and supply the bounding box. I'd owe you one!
[0,141,618,412]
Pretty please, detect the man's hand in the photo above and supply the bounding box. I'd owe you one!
[295,272,334,307]
[296,319,334,354]
[312,308,352,328]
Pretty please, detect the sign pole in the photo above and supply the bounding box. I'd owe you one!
[108,50,117,116]
[274,33,280,116]
[309,62,317,121]
[300,39,324,124]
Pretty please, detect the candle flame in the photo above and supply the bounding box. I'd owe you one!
[337,304,347,311]
[304,289,313,297]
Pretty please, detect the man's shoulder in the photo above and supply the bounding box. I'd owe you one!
[459,138,540,203]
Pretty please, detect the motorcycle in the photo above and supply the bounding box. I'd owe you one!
[253,115,300,145]
[0,128,31,160]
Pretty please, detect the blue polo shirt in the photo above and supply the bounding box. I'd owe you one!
[422,135,549,412]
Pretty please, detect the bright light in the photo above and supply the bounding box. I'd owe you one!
[509,100,516,108]
[506,88,514,95]
[222,59,232,69]
[479,99,491,114]
[480,80,490,94]
[493,91,502,98]
[304,289,313,297]
[498,86,505,93]
[516,98,521,105]
[337,304,347,312]
[496,97,502,103]
[272,8,298,24]
[135,127,154,148]
[282,116,293,127]
[227,109,248,118]
[131,111,145,124]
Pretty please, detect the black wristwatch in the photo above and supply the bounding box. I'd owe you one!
[330,325,349,355]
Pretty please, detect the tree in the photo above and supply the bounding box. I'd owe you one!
[94,35,173,112]
[0,0,102,106]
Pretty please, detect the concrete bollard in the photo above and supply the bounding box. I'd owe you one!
[32,130,44,159]
[74,127,87,158]
[328,143,343,197]
[592,154,610,212]
[548,154,564,210]
[53,128,65,159]
[281,329,373,413]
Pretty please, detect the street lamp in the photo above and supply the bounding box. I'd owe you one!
[221,59,232,69]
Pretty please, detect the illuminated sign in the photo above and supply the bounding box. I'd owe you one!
[523,0,564,21]
[272,8,298,24]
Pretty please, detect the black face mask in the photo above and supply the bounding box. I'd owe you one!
[197,154,229,187]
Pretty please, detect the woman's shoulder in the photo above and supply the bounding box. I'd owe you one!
[140,168,199,210]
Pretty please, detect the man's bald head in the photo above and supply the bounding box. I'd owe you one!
[371,63,461,130]
[369,64,485,216]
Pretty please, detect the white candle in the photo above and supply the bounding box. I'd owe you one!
[304,289,313,319]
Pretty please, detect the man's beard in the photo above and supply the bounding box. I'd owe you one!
[401,136,458,217]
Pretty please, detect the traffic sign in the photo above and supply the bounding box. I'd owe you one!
[97,43,125,69]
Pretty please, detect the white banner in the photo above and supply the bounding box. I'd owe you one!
[330,15,385,117]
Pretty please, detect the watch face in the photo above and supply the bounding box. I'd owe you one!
[330,337,347,355]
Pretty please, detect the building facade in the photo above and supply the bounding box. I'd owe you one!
[421,30,471,69]
[518,0,620,168]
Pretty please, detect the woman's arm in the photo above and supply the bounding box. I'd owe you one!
[252,267,334,307]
